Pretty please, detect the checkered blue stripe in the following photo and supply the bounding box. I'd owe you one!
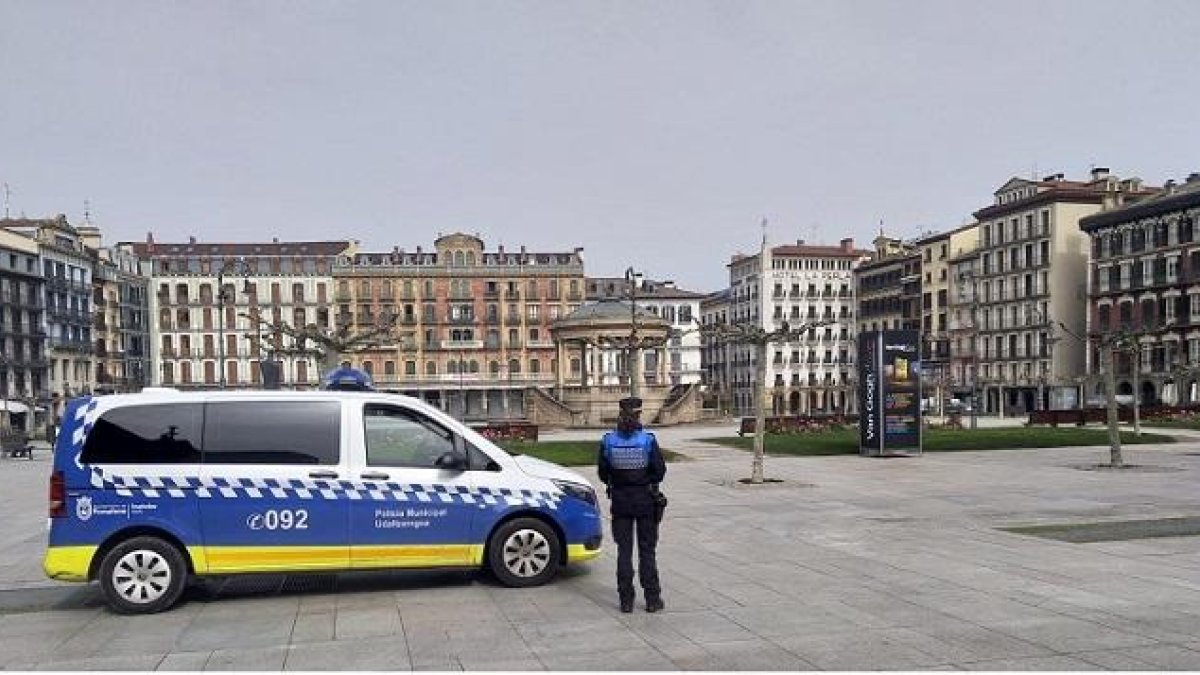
[85,468,561,509]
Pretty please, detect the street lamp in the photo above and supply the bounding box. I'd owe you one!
[625,266,643,398]
[217,259,254,390]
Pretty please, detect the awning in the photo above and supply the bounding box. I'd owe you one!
[0,400,30,414]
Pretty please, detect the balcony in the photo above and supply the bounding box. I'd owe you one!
[441,339,484,349]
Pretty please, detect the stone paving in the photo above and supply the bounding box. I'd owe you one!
[3,424,1200,669]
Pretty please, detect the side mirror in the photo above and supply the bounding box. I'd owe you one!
[435,450,467,471]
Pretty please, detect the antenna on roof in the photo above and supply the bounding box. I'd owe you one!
[83,199,92,226]
[760,217,768,249]
[2,183,10,219]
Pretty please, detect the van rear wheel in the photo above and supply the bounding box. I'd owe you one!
[98,536,188,614]
[487,518,561,587]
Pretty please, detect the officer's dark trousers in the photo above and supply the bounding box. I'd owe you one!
[612,515,660,602]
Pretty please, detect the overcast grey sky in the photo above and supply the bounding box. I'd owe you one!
[2,1,1198,292]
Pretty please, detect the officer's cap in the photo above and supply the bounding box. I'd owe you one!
[618,397,643,414]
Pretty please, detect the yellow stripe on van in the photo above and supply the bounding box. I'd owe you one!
[43,546,98,582]
[567,543,602,563]
[349,544,476,569]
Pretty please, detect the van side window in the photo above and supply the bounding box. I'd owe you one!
[204,401,341,465]
[364,404,454,469]
[81,404,203,464]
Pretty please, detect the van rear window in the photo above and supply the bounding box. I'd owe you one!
[81,404,203,464]
[203,401,341,465]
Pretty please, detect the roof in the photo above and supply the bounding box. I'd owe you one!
[559,299,662,323]
[1,214,77,236]
[125,240,352,258]
[974,177,1160,221]
[585,277,708,301]
[913,222,978,246]
[769,244,872,258]
[1080,178,1200,232]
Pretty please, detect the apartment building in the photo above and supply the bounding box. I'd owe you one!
[914,224,979,408]
[3,216,96,418]
[700,288,731,410]
[0,227,48,433]
[333,233,585,419]
[729,237,870,417]
[130,235,353,389]
[972,168,1158,414]
[1081,173,1200,406]
[81,224,150,394]
[947,248,981,402]
[855,234,920,334]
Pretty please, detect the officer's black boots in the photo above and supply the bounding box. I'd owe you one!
[620,598,634,613]
[645,597,664,613]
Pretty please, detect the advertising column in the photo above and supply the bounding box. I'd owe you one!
[881,329,922,455]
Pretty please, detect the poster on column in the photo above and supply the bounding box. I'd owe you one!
[858,331,881,454]
[881,330,922,453]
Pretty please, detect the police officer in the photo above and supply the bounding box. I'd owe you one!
[598,396,667,613]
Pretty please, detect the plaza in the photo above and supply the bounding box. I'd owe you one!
[3,424,1200,670]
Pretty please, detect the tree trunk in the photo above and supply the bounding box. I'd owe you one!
[1103,346,1124,468]
[751,342,767,484]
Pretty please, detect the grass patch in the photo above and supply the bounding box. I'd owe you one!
[701,427,1176,457]
[497,440,684,466]
[1141,418,1200,430]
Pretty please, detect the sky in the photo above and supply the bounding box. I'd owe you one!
[2,1,1199,293]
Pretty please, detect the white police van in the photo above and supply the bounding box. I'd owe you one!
[44,390,603,614]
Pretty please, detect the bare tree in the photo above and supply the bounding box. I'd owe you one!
[700,318,837,483]
[243,310,403,378]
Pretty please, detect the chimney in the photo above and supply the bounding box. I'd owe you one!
[146,231,155,244]
[795,239,805,247]
[840,237,854,252]
[1165,179,1177,194]
[1187,173,1200,184]
[188,235,196,244]
[272,236,279,244]
[497,244,504,255]
[1090,167,1110,181]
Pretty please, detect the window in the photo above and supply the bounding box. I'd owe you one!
[203,401,341,465]
[363,405,456,469]
[81,404,203,464]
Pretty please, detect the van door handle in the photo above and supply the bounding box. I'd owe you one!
[360,471,390,481]
[308,470,339,479]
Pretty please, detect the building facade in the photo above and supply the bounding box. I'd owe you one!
[83,225,150,394]
[914,224,979,410]
[0,227,49,433]
[700,288,731,411]
[729,237,870,417]
[1080,173,1200,406]
[584,276,706,386]
[855,234,920,335]
[947,248,981,403]
[972,168,1158,414]
[3,216,96,418]
[333,233,585,419]
[130,235,353,390]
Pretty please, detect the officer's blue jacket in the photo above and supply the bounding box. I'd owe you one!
[597,427,666,518]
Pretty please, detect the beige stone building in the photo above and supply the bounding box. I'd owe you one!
[914,224,979,409]
[972,168,1158,413]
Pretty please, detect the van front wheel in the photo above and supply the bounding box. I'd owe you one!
[98,536,188,614]
[487,518,561,587]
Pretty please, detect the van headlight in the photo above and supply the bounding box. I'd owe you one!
[552,480,597,506]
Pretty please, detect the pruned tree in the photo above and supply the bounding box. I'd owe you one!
[243,310,403,375]
[699,317,837,484]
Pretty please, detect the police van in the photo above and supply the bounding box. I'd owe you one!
[44,390,603,614]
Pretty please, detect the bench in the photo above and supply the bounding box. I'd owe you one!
[1,432,33,459]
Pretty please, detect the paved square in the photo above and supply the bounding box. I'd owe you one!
[4,424,1200,670]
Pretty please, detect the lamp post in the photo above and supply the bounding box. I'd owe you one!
[217,259,253,390]
[625,266,643,398]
